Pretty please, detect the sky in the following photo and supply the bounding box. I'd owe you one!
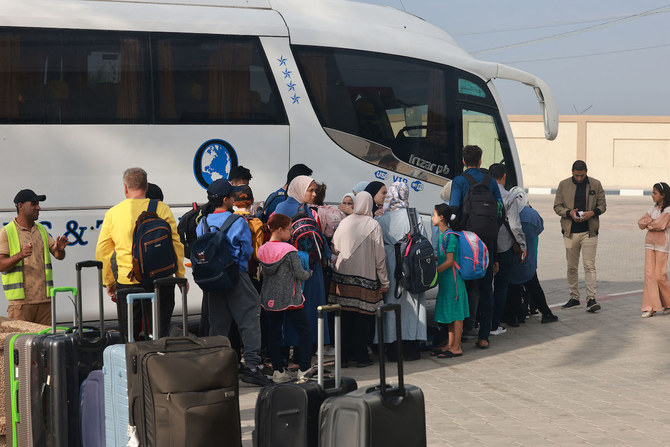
[355,0,670,116]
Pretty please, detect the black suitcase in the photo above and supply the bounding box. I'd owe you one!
[36,261,123,447]
[319,303,427,447]
[254,304,357,447]
[125,277,241,447]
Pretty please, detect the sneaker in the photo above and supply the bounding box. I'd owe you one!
[586,298,601,313]
[490,326,507,336]
[240,367,274,387]
[663,308,670,315]
[541,313,559,324]
[272,369,295,384]
[561,298,581,309]
[641,311,655,318]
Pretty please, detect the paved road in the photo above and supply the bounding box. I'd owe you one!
[239,194,669,446]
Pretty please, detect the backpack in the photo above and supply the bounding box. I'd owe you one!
[461,172,499,249]
[239,212,264,278]
[441,230,489,281]
[258,189,287,223]
[393,207,437,298]
[190,213,242,292]
[290,204,325,266]
[128,199,178,288]
[177,202,203,259]
[316,204,344,238]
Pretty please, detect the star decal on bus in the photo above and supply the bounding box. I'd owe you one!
[291,93,300,104]
[277,55,287,66]
[287,81,296,92]
[282,68,292,79]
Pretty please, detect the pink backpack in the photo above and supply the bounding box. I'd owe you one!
[316,205,344,238]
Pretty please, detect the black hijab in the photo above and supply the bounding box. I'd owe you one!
[364,181,385,214]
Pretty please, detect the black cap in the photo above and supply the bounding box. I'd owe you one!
[146,183,164,201]
[207,179,242,198]
[14,189,46,205]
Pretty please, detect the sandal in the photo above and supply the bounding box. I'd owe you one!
[436,350,463,359]
[641,311,655,318]
[430,345,448,356]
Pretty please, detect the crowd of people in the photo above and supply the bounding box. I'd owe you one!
[20,144,670,387]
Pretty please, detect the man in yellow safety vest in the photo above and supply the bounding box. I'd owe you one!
[0,190,68,324]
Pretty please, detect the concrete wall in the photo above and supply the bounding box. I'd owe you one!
[509,115,670,192]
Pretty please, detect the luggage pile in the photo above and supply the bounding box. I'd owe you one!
[1,264,428,447]
[3,262,241,447]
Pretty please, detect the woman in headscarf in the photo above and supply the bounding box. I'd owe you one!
[274,175,331,347]
[364,181,387,217]
[329,192,389,367]
[505,187,558,325]
[352,181,369,195]
[339,193,355,216]
[376,181,428,361]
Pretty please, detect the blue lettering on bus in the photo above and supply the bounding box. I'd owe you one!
[375,170,389,181]
[392,175,408,183]
[39,221,52,229]
[64,220,88,246]
[411,180,424,192]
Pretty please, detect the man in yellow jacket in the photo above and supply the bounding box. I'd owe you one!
[96,168,185,341]
[0,189,68,324]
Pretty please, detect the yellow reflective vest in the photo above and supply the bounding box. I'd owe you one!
[2,221,53,300]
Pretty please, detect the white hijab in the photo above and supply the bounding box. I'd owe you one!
[333,191,378,259]
[287,175,315,204]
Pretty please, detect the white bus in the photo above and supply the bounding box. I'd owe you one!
[0,0,558,322]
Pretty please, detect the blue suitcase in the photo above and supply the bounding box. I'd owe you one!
[103,288,154,447]
[80,370,105,447]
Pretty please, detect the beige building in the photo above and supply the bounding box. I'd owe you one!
[509,115,670,193]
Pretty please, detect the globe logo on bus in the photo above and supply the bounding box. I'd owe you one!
[193,139,239,189]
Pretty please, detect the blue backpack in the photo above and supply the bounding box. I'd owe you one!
[190,213,242,292]
[442,230,489,281]
[128,199,177,288]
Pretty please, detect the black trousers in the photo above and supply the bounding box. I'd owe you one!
[341,311,374,363]
[116,283,175,342]
[507,273,552,322]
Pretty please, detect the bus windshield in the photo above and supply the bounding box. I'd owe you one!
[293,46,512,183]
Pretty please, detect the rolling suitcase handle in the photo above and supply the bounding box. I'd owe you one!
[75,260,105,336]
[126,293,158,343]
[317,304,341,389]
[154,277,188,336]
[50,287,78,334]
[376,303,406,400]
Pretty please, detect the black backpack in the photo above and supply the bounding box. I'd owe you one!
[128,199,178,288]
[461,172,499,250]
[190,213,242,292]
[177,202,204,259]
[393,207,437,298]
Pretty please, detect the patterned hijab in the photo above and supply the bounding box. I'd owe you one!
[509,186,529,209]
[383,181,409,213]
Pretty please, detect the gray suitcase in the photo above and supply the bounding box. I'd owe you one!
[125,277,241,447]
[318,303,427,447]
